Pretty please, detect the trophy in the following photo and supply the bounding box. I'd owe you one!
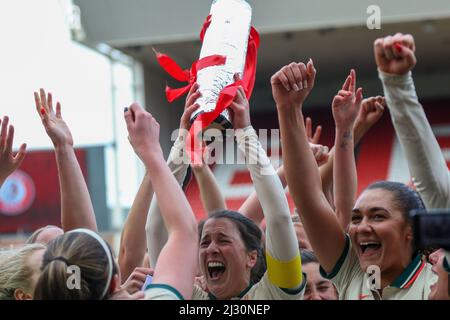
[191,0,253,130]
[155,0,255,130]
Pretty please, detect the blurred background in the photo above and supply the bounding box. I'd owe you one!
[1,0,450,251]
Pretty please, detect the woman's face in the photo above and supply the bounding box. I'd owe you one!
[428,249,449,300]
[349,188,413,274]
[199,218,257,299]
[303,262,338,300]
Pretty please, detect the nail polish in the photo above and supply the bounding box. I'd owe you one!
[124,107,128,112]
[394,43,403,52]
[40,108,45,115]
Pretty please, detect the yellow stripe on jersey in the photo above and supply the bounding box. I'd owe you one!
[266,253,302,289]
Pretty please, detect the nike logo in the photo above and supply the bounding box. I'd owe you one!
[359,294,370,300]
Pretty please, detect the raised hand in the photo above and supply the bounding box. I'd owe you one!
[190,141,211,170]
[34,89,73,148]
[0,116,27,184]
[228,85,250,130]
[271,60,316,109]
[354,96,385,137]
[180,83,201,132]
[124,103,162,161]
[374,33,416,75]
[305,117,322,144]
[309,142,329,167]
[332,69,363,129]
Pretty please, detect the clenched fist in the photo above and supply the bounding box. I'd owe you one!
[374,33,416,75]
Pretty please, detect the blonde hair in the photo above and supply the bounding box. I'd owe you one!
[0,243,46,300]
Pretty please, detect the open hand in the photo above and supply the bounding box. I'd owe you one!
[305,117,322,144]
[0,116,27,183]
[34,89,73,148]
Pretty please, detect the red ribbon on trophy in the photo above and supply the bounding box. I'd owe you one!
[154,10,260,164]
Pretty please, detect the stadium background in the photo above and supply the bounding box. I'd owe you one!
[1,0,450,251]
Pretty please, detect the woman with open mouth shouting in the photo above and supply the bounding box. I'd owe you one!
[274,59,437,300]
[146,81,306,300]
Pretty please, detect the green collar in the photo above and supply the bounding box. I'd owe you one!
[391,255,425,289]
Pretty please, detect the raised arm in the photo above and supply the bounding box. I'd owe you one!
[353,96,385,145]
[230,86,303,290]
[118,172,154,281]
[239,165,287,224]
[273,61,346,273]
[319,96,385,223]
[125,103,198,300]
[0,116,27,188]
[239,140,329,225]
[331,70,363,230]
[375,33,450,209]
[34,89,97,231]
[146,85,199,267]
[239,118,327,224]
[191,146,227,215]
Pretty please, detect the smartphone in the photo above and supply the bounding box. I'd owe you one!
[410,210,450,251]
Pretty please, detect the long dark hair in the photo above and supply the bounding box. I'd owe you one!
[198,210,266,285]
[366,181,426,222]
[366,181,426,255]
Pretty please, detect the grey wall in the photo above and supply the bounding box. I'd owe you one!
[85,146,109,231]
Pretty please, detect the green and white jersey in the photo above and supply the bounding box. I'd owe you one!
[192,272,306,300]
[320,235,438,300]
[144,284,184,300]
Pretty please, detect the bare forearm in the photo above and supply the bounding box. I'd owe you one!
[334,127,356,229]
[192,166,226,215]
[142,152,196,235]
[143,151,198,299]
[353,120,368,146]
[277,106,345,273]
[119,173,154,280]
[146,138,190,267]
[319,147,335,207]
[278,108,324,212]
[55,144,97,231]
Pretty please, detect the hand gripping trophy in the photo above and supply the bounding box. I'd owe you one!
[155,0,259,131]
